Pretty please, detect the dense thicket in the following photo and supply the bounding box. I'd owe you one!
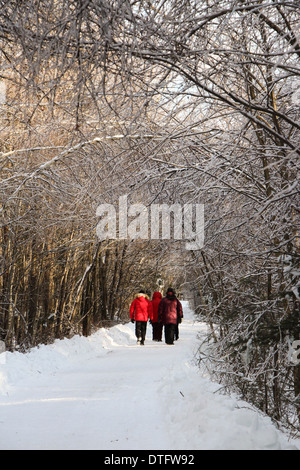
[0,0,299,432]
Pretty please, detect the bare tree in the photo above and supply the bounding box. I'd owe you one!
[0,0,299,432]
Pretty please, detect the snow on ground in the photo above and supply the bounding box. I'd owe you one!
[0,301,299,450]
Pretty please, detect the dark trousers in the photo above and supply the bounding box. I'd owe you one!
[164,324,176,345]
[175,322,179,340]
[152,322,163,341]
[135,321,147,344]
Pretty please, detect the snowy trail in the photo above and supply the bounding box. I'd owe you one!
[0,302,300,450]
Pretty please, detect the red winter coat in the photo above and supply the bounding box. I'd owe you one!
[130,294,153,322]
[158,294,183,325]
[151,291,162,323]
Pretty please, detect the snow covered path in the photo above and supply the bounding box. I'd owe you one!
[0,302,299,450]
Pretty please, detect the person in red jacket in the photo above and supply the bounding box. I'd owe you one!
[151,291,163,342]
[130,290,153,345]
[158,287,183,345]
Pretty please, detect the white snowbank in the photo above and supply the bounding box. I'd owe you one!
[0,301,299,450]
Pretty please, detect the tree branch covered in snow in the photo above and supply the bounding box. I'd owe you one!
[0,0,299,433]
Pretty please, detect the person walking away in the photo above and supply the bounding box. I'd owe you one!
[158,288,183,345]
[151,291,163,341]
[130,290,153,345]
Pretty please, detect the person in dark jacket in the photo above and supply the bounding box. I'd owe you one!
[130,290,153,345]
[151,291,163,341]
[158,288,183,345]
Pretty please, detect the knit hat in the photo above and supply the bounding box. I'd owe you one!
[167,287,175,295]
